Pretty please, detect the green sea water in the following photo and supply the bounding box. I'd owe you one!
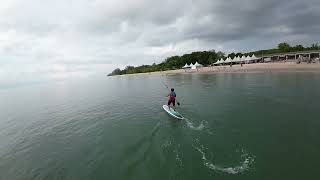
[0,72,320,180]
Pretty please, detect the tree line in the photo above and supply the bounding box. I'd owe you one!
[108,42,320,76]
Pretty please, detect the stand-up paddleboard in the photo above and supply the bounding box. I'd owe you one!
[162,105,184,120]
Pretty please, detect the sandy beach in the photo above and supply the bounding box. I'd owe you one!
[162,62,320,75]
[113,62,320,77]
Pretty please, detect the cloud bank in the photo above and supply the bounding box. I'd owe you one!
[1,0,319,84]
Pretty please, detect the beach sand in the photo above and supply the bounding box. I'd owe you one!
[163,62,320,75]
[113,62,320,77]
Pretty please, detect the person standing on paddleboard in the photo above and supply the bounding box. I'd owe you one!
[167,88,176,111]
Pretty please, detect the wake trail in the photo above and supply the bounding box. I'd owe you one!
[184,118,206,131]
[192,139,255,174]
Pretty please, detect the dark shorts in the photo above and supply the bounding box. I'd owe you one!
[168,99,175,106]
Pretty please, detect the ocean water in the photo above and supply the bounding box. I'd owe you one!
[0,72,320,180]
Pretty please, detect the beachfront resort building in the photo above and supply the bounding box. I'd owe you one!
[260,50,320,63]
[214,50,320,66]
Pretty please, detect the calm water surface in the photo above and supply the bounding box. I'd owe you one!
[0,72,320,180]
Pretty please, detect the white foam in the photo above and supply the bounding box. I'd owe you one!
[203,154,253,174]
[193,139,254,174]
[173,145,183,167]
[185,118,205,131]
[161,140,183,167]
[161,139,172,149]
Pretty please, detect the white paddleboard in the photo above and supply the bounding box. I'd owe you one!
[162,105,184,120]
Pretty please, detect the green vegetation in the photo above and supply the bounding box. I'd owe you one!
[251,42,320,57]
[108,42,320,76]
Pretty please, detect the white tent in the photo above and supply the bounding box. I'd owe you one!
[190,63,195,69]
[251,54,258,60]
[237,56,242,62]
[235,56,240,61]
[214,59,222,65]
[194,62,203,67]
[245,55,253,63]
[182,63,190,69]
[240,56,245,62]
[233,57,237,62]
[225,57,230,63]
[217,59,224,65]
[191,61,203,69]
[245,55,251,61]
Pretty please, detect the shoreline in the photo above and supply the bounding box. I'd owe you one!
[113,62,320,77]
[163,62,320,74]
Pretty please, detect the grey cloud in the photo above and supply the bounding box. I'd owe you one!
[0,0,320,83]
[136,0,320,46]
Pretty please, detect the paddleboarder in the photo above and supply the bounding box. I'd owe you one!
[167,88,176,111]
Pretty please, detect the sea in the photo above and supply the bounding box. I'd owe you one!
[0,72,319,180]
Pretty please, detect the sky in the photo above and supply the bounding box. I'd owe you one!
[1,0,320,84]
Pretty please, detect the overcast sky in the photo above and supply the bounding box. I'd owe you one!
[1,0,320,84]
